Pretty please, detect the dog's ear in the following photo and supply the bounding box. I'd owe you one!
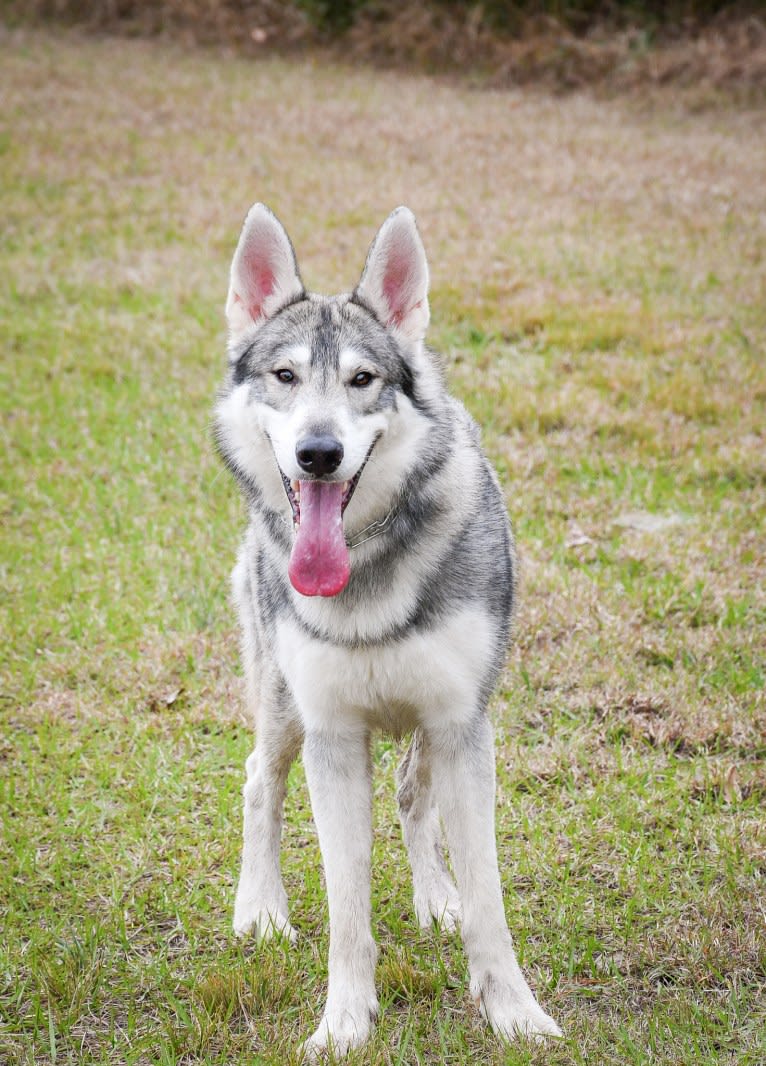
[226,203,304,341]
[355,207,430,343]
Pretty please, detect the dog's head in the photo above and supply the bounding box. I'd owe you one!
[216,204,440,599]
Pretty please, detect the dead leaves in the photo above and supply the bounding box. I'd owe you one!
[593,692,766,760]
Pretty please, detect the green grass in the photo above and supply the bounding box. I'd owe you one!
[2,25,765,1066]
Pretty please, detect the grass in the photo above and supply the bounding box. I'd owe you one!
[1,23,765,1066]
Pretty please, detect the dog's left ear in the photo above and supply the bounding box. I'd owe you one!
[226,203,304,342]
[355,207,430,343]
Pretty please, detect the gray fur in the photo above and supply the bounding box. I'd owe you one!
[218,295,513,649]
[217,205,561,1056]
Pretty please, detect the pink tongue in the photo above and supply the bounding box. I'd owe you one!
[288,480,350,597]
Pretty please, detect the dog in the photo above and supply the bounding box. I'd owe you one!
[214,203,562,1056]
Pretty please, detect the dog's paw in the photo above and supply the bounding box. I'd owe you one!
[413,872,462,933]
[301,1002,377,1061]
[486,1002,562,1043]
[232,902,296,943]
[414,888,462,933]
[475,978,562,1043]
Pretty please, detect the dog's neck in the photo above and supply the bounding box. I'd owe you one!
[272,503,399,550]
[345,507,397,549]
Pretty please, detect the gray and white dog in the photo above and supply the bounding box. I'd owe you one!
[215,203,561,1056]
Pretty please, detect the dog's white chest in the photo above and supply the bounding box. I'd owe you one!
[275,608,495,734]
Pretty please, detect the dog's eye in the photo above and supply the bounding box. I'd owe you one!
[350,371,374,388]
[274,369,295,384]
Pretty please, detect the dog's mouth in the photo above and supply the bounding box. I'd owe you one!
[279,466,364,530]
[278,443,376,599]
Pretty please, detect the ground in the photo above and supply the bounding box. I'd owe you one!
[0,25,764,1066]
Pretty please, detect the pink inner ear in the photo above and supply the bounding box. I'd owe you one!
[383,267,408,326]
[243,250,276,322]
[381,236,417,327]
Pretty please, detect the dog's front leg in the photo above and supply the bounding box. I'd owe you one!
[233,708,303,941]
[430,713,562,1042]
[302,726,378,1058]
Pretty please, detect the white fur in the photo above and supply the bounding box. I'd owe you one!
[225,206,562,1056]
[215,384,288,521]
[293,404,484,644]
[233,745,297,942]
[429,715,563,1042]
[301,726,378,1058]
[396,735,463,931]
[215,354,457,575]
[275,608,495,735]
[265,612,562,1052]
[267,397,387,488]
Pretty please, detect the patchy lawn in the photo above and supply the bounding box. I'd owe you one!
[1,26,764,1066]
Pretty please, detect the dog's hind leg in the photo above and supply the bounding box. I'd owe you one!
[233,667,303,942]
[397,729,462,932]
[429,713,562,1041]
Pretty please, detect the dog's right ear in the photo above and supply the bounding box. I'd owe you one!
[225,203,304,343]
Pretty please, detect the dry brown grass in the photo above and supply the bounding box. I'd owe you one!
[2,26,765,1065]
[4,22,764,782]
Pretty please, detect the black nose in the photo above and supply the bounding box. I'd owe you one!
[295,435,344,476]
